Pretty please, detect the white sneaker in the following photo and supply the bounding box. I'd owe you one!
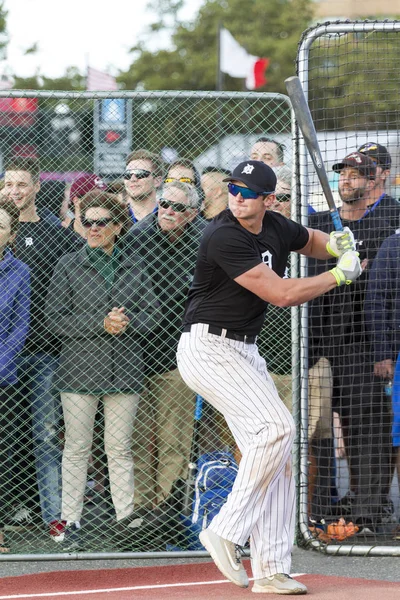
[252,573,307,595]
[199,528,249,588]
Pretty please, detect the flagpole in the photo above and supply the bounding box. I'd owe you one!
[85,53,90,90]
[216,22,224,167]
[216,22,224,92]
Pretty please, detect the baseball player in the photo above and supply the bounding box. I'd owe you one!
[176,160,360,595]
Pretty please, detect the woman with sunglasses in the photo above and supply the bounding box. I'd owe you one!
[0,199,31,553]
[46,191,159,549]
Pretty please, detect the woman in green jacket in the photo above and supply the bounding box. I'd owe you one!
[46,191,159,549]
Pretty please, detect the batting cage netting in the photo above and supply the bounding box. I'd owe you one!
[296,21,400,553]
[0,90,298,556]
[1,20,400,559]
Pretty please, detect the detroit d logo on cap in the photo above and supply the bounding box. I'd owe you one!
[347,153,362,163]
[242,164,255,175]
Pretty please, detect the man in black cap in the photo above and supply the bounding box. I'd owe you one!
[308,151,400,532]
[176,160,360,594]
[357,142,400,230]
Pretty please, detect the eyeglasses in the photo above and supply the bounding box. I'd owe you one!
[228,182,262,200]
[124,169,153,180]
[81,217,115,228]
[275,194,291,203]
[158,198,190,213]
[164,177,195,185]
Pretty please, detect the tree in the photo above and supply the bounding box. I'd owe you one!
[118,0,313,92]
[13,67,85,92]
[307,28,400,130]
[0,1,7,60]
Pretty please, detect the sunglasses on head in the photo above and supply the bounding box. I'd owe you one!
[164,176,195,185]
[81,217,115,229]
[158,198,190,213]
[228,182,272,200]
[124,169,153,180]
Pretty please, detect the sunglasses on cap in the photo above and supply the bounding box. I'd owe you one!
[228,182,273,200]
[164,176,195,185]
[124,169,153,180]
[81,217,115,228]
[158,198,190,213]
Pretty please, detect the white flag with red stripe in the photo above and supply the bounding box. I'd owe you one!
[86,67,118,91]
[220,28,269,90]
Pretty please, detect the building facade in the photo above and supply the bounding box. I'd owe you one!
[313,0,400,18]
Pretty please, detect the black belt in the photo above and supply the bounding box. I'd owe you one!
[183,324,257,344]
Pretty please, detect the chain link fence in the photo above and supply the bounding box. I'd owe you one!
[296,21,400,554]
[0,90,296,557]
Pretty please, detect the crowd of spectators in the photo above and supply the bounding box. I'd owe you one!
[0,137,399,552]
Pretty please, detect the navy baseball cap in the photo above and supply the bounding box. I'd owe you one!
[223,160,277,194]
[357,142,392,169]
[332,152,376,180]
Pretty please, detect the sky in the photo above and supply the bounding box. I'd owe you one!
[3,0,203,79]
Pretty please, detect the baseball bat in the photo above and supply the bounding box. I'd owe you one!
[285,76,343,231]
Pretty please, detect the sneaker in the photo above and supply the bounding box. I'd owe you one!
[49,520,67,543]
[199,528,249,588]
[113,509,149,550]
[330,493,355,517]
[252,574,307,595]
[356,519,377,536]
[61,522,81,550]
[5,505,36,530]
[380,500,397,524]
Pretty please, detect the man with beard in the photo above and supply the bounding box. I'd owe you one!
[308,151,400,533]
[123,149,164,223]
[357,142,400,229]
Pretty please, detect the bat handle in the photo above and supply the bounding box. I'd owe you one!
[330,209,343,232]
[194,394,203,421]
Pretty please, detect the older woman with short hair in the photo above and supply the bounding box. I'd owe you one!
[46,191,159,549]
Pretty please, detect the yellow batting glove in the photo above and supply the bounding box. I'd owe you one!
[326,227,356,258]
[329,250,362,286]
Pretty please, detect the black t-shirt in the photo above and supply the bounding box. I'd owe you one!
[308,196,400,361]
[15,216,80,355]
[183,209,309,336]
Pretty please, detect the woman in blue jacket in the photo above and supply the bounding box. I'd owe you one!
[0,198,31,552]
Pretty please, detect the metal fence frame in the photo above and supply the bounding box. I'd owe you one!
[296,20,400,557]
[0,89,299,561]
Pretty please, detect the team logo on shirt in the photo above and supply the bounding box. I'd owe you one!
[242,164,255,175]
[261,250,272,268]
[25,237,33,247]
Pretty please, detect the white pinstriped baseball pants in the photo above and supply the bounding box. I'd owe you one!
[177,323,296,579]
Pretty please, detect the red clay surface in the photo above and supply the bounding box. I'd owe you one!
[0,561,399,599]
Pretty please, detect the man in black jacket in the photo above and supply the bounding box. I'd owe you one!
[125,181,207,509]
[308,151,400,532]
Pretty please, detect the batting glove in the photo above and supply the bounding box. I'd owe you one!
[326,227,356,258]
[329,250,362,286]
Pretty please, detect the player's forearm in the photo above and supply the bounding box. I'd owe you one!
[264,271,337,307]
